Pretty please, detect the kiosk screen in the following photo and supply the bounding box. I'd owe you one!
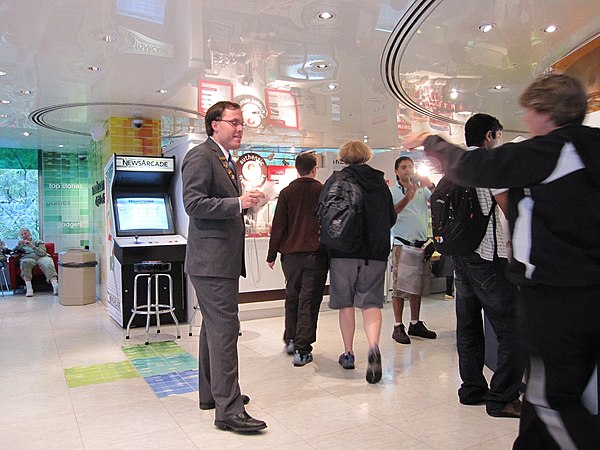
[114,195,175,236]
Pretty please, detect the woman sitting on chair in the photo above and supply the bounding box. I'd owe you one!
[13,228,58,297]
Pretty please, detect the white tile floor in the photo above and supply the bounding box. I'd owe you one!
[0,291,518,449]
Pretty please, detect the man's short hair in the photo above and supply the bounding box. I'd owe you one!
[295,152,317,176]
[204,101,242,136]
[464,113,503,147]
[519,74,588,127]
[338,140,372,165]
[394,156,413,171]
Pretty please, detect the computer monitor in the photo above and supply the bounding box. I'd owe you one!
[113,194,175,237]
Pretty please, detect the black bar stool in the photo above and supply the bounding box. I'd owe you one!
[126,261,181,344]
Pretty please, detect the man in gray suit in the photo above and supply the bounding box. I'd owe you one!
[182,101,266,433]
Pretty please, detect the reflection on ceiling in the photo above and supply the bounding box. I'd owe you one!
[0,0,598,152]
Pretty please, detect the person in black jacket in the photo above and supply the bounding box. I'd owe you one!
[405,74,600,450]
[322,140,397,384]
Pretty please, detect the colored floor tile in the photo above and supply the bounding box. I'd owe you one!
[130,353,197,377]
[64,361,139,387]
[121,341,186,360]
[144,370,199,398]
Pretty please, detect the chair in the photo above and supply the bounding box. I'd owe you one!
[125,261,181,344]
[8,242,59,294]
[0,264,9,296]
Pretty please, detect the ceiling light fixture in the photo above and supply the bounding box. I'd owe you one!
[0,114,8,118]
[543,25,559,33]
[326,83,338,90]
[311,62,330,69]
[478,23,496,33]
[99,34,118,43]
[493,85,505,90]
[0,99,10,104]
[23,131,31,136]
[156,89,168,94]
[87,66,101,71]
[19,89,32,95]
[449,89,459,100]
[58,144,64,148]
[318,11,334,20]
[0,71,6,76]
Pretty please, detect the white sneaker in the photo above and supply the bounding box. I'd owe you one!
[53,285,59,295]
[26,288,33,297]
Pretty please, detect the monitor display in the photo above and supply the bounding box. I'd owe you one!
[114,195,175,236]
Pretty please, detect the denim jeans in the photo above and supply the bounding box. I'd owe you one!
[452,253,524,411]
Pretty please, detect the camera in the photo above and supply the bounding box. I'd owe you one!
[132,119,144,128]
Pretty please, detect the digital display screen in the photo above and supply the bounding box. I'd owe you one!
[114,196,174,236]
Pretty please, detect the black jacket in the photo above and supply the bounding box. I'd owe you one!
[323,164,397,262]
[424,125,600,287]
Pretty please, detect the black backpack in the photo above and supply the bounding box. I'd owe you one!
[315,171,364,253]
[430,176,494,256]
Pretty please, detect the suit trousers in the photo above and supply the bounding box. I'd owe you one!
[281,252,328,353]
[189,275,244,421]
[452,253,524,412]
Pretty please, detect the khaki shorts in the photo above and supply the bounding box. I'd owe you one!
[392,245,431,298]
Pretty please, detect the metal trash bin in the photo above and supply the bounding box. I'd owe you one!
[58,249,98,305]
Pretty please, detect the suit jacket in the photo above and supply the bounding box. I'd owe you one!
[182,137,246,279]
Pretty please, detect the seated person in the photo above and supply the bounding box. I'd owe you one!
[0,239,7,264]
[13,228,58,297]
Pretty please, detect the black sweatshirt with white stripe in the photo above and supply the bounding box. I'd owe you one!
[423,125,600,288]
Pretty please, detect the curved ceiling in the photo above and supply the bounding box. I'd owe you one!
[0,0,598,152]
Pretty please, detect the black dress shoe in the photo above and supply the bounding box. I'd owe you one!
[199,394,250,410]
[214,411,267,432]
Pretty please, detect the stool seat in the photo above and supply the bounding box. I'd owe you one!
[126,260,180,344]
[133,261,171,273]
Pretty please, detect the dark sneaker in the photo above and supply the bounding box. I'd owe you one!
[338,352,355,370]
[366,345,382,384]
[293,351,313,367]
[392,324,411,344]
[284,339,294,355]
[487,399,521,418]
[408,321,437,339]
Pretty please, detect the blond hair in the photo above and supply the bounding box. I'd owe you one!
[338,140,372,165]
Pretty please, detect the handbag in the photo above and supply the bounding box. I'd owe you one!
[395,244,431,295]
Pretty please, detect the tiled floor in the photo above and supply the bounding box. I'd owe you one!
[0,291,518,449]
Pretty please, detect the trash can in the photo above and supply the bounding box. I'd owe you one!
[58,249,98,306]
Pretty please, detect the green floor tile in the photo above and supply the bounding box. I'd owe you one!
[122,341,185,360]
[64,361,140,387]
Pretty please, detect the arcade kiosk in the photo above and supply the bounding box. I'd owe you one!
[105,154,187,328]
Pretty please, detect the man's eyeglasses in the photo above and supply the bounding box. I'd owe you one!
[216,119,246,128]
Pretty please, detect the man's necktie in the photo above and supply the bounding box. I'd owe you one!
[228,154,236,175]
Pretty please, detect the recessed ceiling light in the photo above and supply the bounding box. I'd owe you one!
[19,89,32,95]
[311,62,330,69]
[58,144,64,148]
[156,89,168,94]
[23,131,31,136]
[0,71,6,76]
[87,66,101,71]
[0,99,10,104]
[99,34,118,43]
[318,11,334,20]
[493,85,505,90]
[326,83,338,90]
[478,23,496,33]
[0,114,9,118]
[449,89,459,100]
[543,25,559,33]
